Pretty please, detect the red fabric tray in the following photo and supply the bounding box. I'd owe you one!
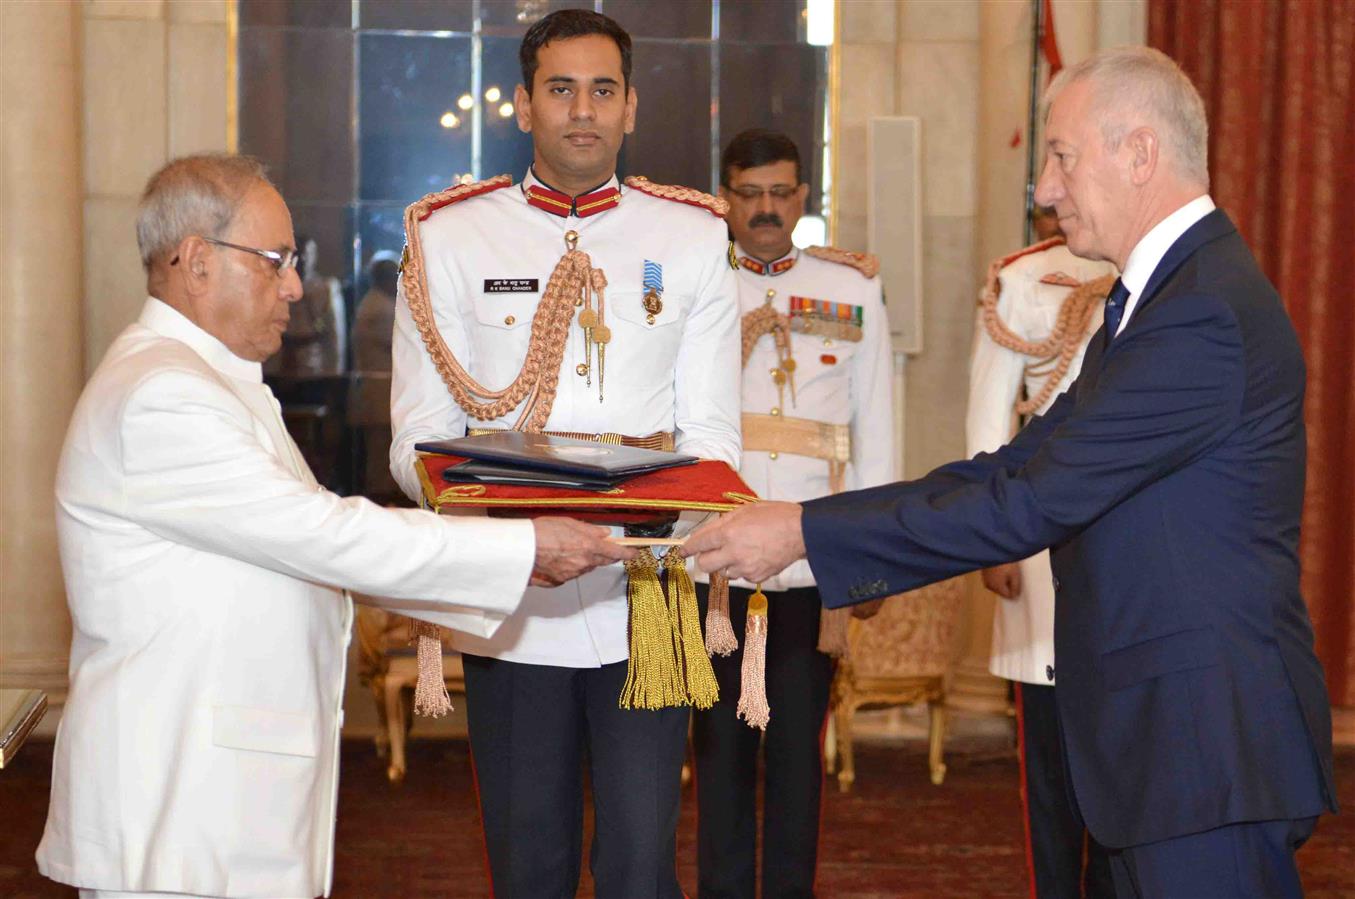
[415,453,757,523]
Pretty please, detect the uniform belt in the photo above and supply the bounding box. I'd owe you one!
[741,413,850,464]
[742,413,851,495]
[467,428,675,452]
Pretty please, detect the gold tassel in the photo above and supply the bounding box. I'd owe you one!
[737,586,771,730]
[410,619,452,718]
[619,548,684,709]
[662,551,720,709]
[816,606,851,658]
[704,570,738,657]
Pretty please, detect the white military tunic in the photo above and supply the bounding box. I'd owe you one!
[729,244,896,592]
[966,240,1117,685]
[390,170,742,667]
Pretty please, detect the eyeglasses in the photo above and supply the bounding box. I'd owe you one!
[728,185,800,201]
[172,237,299,275]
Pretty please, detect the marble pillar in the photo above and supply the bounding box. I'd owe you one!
[0,1,85,709]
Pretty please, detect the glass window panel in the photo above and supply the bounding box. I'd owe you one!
[239,0,351,29]
[720,0,806,44]
[600,0,711,39]
[358,33,474,204]
[620,39,711,190]
[718,42,827,214]
[481,36,536,180]
[358,1,474,33]
[479,0,586,38]
[239,26,355,205]
[356,204,408,276]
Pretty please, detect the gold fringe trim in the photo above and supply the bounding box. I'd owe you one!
[816,606,851,657]
[704,570,738,656]
[663,551,719,709]
[737,588,771,730]
[620,548,685,710]
[410,620,452,718]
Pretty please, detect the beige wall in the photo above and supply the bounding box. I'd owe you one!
[1,0,84,715]
[0,0,231,733]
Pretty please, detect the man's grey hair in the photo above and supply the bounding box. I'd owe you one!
[136,154,273,269]
[1045,46,1209,189]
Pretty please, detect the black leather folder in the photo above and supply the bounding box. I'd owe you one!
[415,431,699,482]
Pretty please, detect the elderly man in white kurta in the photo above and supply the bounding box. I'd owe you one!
[35,153,628,899]
[966,230,1116,898]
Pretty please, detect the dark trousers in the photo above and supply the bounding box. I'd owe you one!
[462,654,689,899]
[692,584,834,899]
[1108,816,1317,898]
[1016,683,1114,899]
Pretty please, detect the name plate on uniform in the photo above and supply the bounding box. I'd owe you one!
[483,278,539,294]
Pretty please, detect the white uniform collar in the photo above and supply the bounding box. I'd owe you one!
[139,296,264,383]
[521,168,622,219]
[734,243,799,276]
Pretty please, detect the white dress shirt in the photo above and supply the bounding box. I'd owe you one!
[1116,195,1216,336]
[390,170,742,667]
[724,245,896,592]
[967,244,1117,684]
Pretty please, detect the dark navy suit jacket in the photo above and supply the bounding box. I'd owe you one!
[802,210,1335,848]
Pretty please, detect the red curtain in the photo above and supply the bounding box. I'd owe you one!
[1150,0,1355,706]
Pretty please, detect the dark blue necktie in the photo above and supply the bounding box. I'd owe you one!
[1104,278,1130,349]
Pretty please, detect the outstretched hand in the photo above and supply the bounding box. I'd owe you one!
[684,501,807,583]
[529,517,636,587]
[981,562,1023,600]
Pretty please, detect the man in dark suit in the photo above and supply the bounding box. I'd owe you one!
[687,46,1335,898]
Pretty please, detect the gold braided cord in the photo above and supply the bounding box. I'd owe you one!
[804,245,880,279]
[980,268,1116,416]
[740,304,793,369]
[623,175,730,218]
[403,180,607,430]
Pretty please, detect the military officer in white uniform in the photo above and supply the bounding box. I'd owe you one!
[690,129,895,899]
[388,11,739,898]
[967,214,1117,898]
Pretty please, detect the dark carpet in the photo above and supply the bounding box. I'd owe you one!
[2,738,1351,898]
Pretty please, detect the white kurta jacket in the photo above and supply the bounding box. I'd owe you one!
[966,243,1116,685]
[37,299,536,898]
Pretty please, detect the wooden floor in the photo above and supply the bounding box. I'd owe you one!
[3,737,1352,898]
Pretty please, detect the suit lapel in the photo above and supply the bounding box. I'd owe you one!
[1088,209,1238,377]
[1130,209,1236,322]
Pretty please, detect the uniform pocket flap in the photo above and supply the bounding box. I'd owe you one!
[211,704,320,758]
[1100,627,1222,691]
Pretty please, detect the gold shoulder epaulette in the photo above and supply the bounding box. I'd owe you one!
[407,174,513,223]
[805,245,880,279]
[623,175,728,219]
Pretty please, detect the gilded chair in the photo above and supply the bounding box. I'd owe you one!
[353,604,465,783]
[829,576,964,789]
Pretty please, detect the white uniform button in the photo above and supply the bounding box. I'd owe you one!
[768,452,779,460]
[770,407,781,416]
[504,315,515,326]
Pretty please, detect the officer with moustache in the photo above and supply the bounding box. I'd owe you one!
[388,10,740,898]
[691,129,895,899]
